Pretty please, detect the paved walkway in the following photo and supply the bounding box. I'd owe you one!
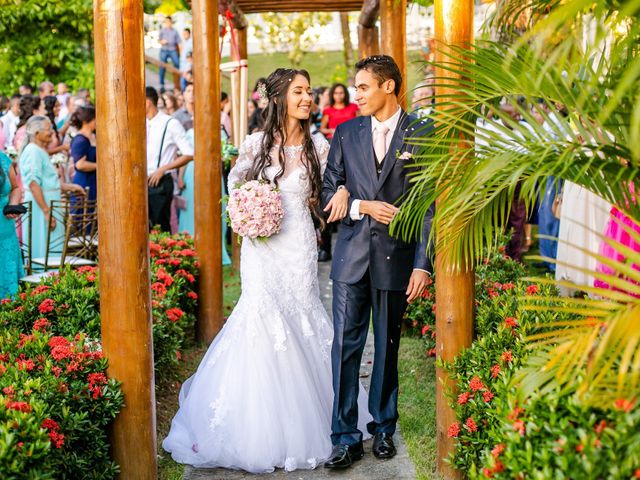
[183,259,417,480]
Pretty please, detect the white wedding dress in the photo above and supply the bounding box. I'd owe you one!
[163,132,371,473]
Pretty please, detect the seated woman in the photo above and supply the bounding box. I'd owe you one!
[19,116,85,262]
[0,150,24,297]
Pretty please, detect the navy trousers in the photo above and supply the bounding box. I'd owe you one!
[330,270,407,446]
[159,49,180,88]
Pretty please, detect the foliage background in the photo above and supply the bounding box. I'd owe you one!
[0,0,95,93]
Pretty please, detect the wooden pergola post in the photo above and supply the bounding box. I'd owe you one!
[192,0,224,344]
[379,0,407,107]
[434,1,475,479]
[358,0,380,59]
[94,0,156,478]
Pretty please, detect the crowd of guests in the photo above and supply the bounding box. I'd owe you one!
[0,82,97,297]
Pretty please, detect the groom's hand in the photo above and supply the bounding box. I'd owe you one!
[406,270,430,303]
[360,201,398,225]
[324,188,350,223]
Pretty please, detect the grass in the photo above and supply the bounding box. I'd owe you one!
[157,264,242,480]
[398,336,438,480]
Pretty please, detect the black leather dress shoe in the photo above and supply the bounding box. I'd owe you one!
[372,433,396,459]
[324,443,364,469]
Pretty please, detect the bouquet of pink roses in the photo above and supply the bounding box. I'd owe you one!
[226,180,284,240]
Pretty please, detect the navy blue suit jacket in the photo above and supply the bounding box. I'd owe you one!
[321,111,435,291]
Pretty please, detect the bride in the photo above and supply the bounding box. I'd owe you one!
[163,68,371,473]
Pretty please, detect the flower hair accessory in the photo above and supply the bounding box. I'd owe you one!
[257,82,268,100]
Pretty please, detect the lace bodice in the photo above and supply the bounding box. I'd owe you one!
[228,132,329,194]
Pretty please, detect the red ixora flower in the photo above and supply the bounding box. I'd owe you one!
[48,337,74,361]
[491,443,505,458]
[614,398,635,412]
[31,285,51,297]
[427,348,436,357]
[38,298,55,314]
[33,318,50,332]
[594,420,607,434]
[501,283,516,290]
[500,351,513,363]
[465,416,478,433]
[2,386,15,397]
[483,390,494,403]
[512,419,525,435]
[447,422,460,438]
[491,364,501,379]
[457,391,471,405]
[166,307,185,322]
[504,316,518,329]
[526,284,539,295]
[187,291,198,301]
[5,400,31,413]
[469,376,486,392]
[421,325,431,336]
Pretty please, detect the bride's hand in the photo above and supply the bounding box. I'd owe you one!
[324,187,349,223]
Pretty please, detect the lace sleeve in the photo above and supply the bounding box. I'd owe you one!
[228,132,262,190]
[312,134,330,176]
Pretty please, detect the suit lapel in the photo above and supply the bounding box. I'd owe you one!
[357,116,377,191]
[376,110,410,192]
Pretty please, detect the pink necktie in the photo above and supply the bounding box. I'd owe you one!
[374,124,390,163]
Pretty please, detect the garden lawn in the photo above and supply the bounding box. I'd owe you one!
[157,265,242,480]
[398,336,438,480]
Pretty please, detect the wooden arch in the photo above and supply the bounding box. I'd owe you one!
[92,0,472,478]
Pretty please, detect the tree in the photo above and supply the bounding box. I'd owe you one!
[340,13,354,79]
[0,0,94,94]
[251,12,333,67]
[395,0,640,408]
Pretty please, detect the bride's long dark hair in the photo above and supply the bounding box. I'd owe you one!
[247,68,324,228]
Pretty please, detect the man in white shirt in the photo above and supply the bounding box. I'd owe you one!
[2,95,20,149]
[145,87,193,232]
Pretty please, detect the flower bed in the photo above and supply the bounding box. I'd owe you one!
[0,231,200,478]
[406,243,640,477]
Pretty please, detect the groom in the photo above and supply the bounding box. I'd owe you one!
[321,55,434,469]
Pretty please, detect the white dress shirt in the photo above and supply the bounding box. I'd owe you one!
[146,111,194,176]
[350,107,403,221]
[2,110,19,149]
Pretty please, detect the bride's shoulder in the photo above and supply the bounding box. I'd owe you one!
[241,131,264,155]
[311,133,330,155]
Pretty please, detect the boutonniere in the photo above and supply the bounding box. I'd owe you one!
[398,151,413,160]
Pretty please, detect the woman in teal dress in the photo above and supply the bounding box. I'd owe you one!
[19,116,85,263]
[179,128,231,265]
[0,151,24,297]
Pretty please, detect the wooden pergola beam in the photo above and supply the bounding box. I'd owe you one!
[193,0,224,344]
[434,1,475,479]
[359,0,379,27]
[358,0,380,58]
[94,0,156,478]
[380,0,407,106]
[234,0,363,12]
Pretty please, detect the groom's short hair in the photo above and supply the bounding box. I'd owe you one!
[355,55,402,97]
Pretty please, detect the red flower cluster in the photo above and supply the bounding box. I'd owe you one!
[38,298,55,314]
[421,325,431,336]
[447,422,460,438]
[5,400,31,413]
[31,285,51,297]
[49,337,75,361]
[526,284,539,295]
[500,350,513,363]
[33,318,50,331]
[187,291,198,301]
[482,390,494,403]
[490,364,501,379]
[16,355,35,372]
[166,308,185,323]
[465,416,478,433]
[458,391,471,405]
[88,372,108,399]
[156,268,174,287]
[504,316,518,329]
[614,398,635,412]
[42,418,65,449]
[469,376,486,392]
